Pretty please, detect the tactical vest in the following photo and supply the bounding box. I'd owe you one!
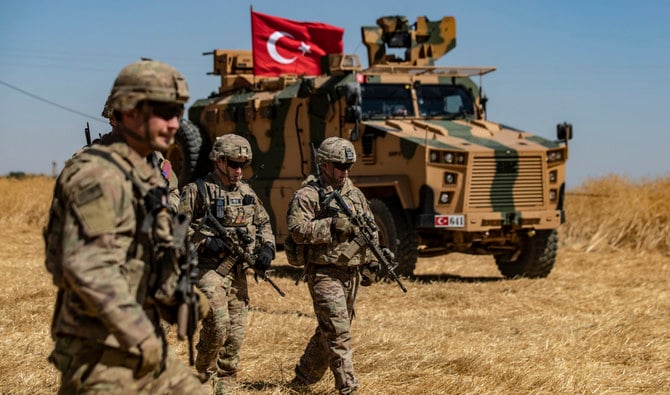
[194,178,258,275]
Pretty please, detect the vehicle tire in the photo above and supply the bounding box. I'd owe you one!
[167,119,204,187]
[369,198,419,277]
[495,229,558,278]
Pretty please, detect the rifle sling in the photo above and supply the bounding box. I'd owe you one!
[195,178,238,276]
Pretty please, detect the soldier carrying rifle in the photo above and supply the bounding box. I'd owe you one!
[178,133,276,395]
[286,137,404,395]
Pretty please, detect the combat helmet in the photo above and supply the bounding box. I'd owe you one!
[101,94,112,119]
[209,134,253,163]
[317,137,356,164]
[107,59,189,112]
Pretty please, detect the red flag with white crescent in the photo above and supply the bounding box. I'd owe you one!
[251,11,344,76]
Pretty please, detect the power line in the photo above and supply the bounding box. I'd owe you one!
[0,78,107,124]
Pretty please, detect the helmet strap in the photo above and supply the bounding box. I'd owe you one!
[321,163,337,188]
[115,102,155,156]
[215,158,235,186]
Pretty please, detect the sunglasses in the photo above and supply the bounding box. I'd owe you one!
[332,162,353,171]
[149,102,184,121]
[226,160,248,169]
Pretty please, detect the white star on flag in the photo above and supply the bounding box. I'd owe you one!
[298,42,311,55]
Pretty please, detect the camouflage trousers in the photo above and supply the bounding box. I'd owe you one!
[49,335,204,394]
[295,265,360,395]
[195,263,249,379]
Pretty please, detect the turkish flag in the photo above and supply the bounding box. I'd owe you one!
[251,11,344,76]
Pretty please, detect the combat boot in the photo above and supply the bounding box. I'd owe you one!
[287,376,310,392]
[213,373,237,395]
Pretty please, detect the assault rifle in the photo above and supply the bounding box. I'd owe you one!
[324,190,408,293]
[174,214,201,366]
[202,210,286,297]
[310,142,407,292]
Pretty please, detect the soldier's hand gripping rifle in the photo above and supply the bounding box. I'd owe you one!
[324,191,408,293]
[309,142,406,292]
[173,214,201,366]
[202,210,286,297]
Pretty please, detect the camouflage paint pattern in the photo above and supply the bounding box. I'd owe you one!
[178,171,274,379]
[44,135,202,392]
[362,15,457,67]
[175,14,570,270]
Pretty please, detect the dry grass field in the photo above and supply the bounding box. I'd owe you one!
[0,175,668,394]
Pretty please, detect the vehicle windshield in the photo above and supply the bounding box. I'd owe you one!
[360,84,413,119]
[417,84,475,119]
[360,83,475,120]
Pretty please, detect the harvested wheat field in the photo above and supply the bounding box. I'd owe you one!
[0,175,668,394]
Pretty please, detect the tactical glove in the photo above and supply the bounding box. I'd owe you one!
[205,237,226,254]
[332,217,357,242]
[360,262,380,287]
[381,247,398,271]
[135,333,163,378]
[254,244,274,272]
[195,287,210,319]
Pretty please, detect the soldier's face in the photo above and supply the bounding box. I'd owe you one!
[121,102,181,155]
[147,102,182,152]
[216,158,244,186]
[324,162,350,188]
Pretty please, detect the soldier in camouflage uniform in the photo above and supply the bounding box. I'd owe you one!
[44,59,207,394]
[287,137,378,395]
[178,134,276,394]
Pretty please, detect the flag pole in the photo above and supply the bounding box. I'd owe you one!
[250,5,256,82]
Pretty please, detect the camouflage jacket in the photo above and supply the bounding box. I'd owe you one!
[98,132,180,213]
[44,135,175,351]
[178,172,275,266]
[287,175,376,267]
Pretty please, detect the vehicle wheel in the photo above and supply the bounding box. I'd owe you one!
[369,198,419,277]
[166,119,204,187]
[495,229,558,278]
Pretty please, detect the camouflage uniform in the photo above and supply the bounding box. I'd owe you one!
[288,137,377,395]
[178,134,275,391]
[44,59,204,394]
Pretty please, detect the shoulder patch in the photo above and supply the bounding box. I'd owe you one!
[71,182,115,236]
[161,159,172,181]
[74,183,103,206]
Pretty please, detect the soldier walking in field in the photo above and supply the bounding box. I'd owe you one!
[178,134,276,394]
[44,59,208,394]
[287,137,380,395]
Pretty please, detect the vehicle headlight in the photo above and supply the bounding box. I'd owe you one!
[547,149,565,163]
[439,192,452,204]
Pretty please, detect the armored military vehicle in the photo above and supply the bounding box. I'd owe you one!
[168,15,572,278]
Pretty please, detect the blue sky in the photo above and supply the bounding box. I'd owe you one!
[1,0,669,188]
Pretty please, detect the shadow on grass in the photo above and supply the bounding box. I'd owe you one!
[268,264,505,284]
[411,273,505,284]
